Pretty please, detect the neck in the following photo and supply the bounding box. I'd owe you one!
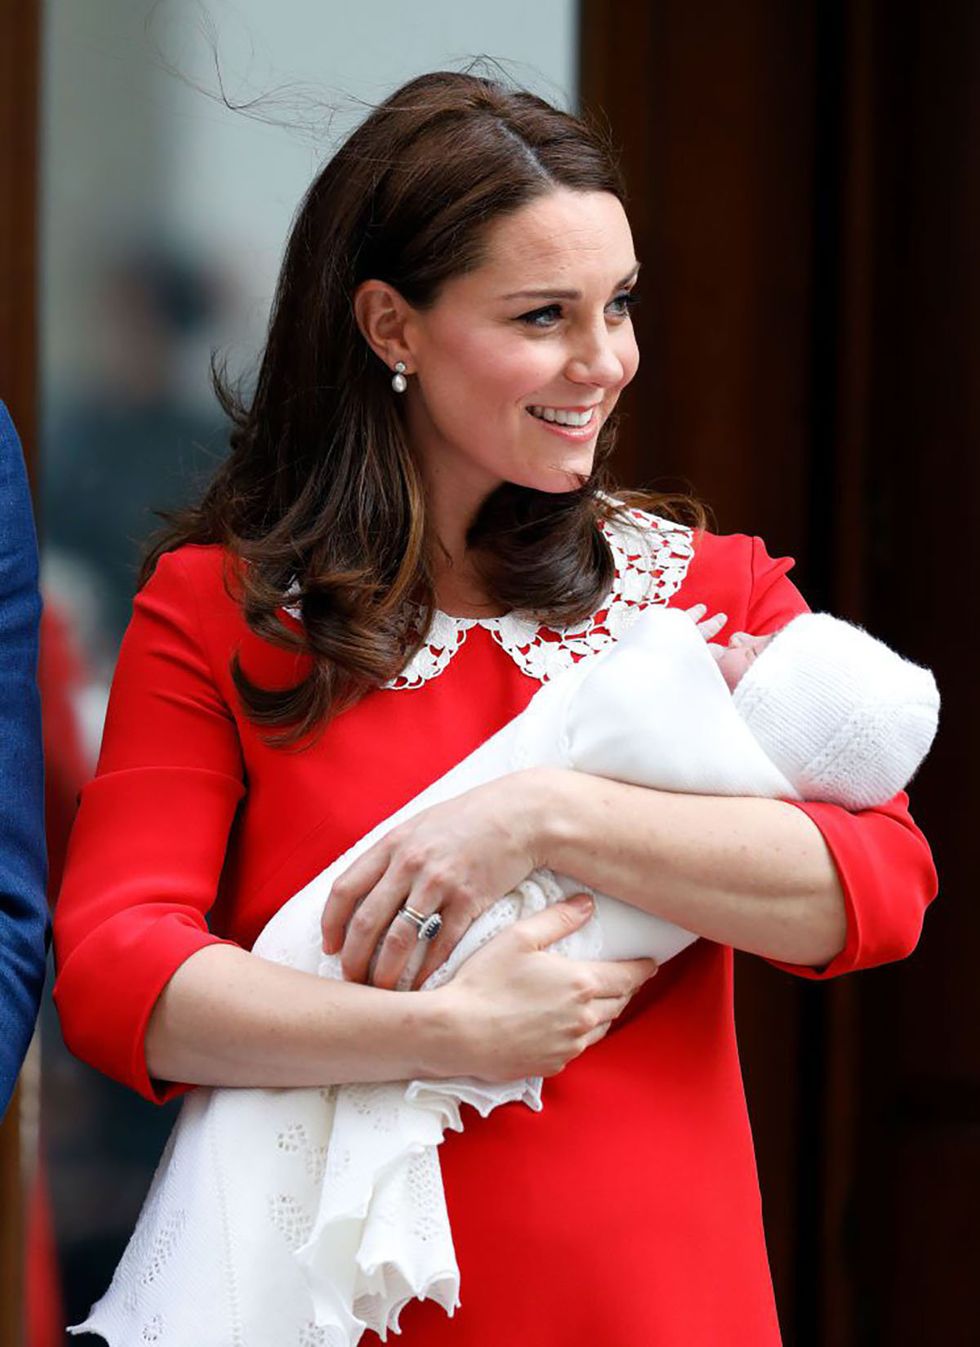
[408,436,503,614]
[406,397,502,555]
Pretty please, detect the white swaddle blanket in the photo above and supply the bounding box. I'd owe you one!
[74,607,801,1347]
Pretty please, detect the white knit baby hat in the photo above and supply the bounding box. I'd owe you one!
[731,613,940,809]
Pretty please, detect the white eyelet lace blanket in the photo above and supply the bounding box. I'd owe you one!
[73,607,809,1347]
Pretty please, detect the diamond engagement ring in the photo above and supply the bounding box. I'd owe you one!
[397,903,443,942]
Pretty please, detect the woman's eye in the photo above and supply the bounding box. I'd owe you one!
[518,304,563,328]
[516,291,639,329]
[607,290,640,318]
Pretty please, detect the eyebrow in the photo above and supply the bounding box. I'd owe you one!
[500,262,641,303]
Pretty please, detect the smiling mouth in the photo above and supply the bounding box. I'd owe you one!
[526,404,600,429]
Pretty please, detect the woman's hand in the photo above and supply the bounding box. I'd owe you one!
[435,894,659,1081]
[321,772,546,991]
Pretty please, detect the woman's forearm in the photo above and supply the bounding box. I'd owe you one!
[529,768,848,968]
[144,944,461,1088]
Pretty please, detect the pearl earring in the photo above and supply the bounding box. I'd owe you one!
[391,361,408,393]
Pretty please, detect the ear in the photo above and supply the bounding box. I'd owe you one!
[353,279,416,376]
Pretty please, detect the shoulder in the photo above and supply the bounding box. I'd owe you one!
[686,526,795,596]
[602,500,803,634]
[683,526,803,635]
[133,544,306,697]
[139,543,245,618]
[128,544,249,668]
[143,541,237,587]
[599,503,783,609]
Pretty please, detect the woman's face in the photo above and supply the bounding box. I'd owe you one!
[401,188,640,502]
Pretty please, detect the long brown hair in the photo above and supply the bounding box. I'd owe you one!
[141,70,705,747]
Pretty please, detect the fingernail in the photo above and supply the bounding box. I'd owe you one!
[570,893,594,912]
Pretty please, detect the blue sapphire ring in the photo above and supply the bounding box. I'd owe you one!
[398,904,443,942]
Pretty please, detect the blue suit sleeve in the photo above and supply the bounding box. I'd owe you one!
[0,401,49,1118]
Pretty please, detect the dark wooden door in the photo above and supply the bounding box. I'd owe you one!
[581,1,979,1342]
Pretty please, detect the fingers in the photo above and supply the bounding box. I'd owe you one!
[370,867,485,989]
[360,903,426,989]
[321,842,392,956]
[572,971,657,1058]
[555,991,637,1070]
[576,1017,617,1053]
[590,991,635,1020]
[334,867,412,984]
[683,603,729,643]
[575,955,659,999]
[514,894,596,950]
[697,610,729,642]
[371,897,467,991]
[407,905,475,989]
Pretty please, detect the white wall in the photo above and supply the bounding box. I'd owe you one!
[41,0,578,401]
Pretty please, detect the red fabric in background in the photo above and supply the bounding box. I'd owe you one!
[39,603,91,899]
[25,1159,62,1347]
[27,601,91,1347]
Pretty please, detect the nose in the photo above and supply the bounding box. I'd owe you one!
[565,320,626,389]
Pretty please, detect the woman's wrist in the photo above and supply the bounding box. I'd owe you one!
[514,765,573,867]
[521,766,599,873]
[411,984,473,1079]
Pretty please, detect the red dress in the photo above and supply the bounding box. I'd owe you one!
[52,512,938,1346]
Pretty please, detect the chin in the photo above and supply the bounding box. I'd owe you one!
[543,456,597,491]
[511,450,598,495]
[504,465,594,495]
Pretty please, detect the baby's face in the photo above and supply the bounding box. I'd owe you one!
[715,632,776,691]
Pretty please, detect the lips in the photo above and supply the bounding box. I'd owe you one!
[526,404,600,428]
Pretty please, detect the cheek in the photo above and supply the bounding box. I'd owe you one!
[428,322,554,408]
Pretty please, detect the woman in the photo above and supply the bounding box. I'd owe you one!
[53,72,937,1344]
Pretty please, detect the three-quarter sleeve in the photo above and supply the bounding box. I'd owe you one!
[52,548,246,1102]
[740,533,938,979]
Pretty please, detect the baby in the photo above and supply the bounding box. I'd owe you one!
[75,607,939,1347]
[716,610,937,810]
[716,628,776,687]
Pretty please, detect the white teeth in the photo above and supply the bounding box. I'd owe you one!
[528,406,596,428]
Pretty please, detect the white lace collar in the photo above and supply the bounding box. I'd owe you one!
[387,508,695,689]
[283,506,695,691]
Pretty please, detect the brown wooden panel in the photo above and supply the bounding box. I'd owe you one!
[583,0,817,558]
[848,0,980,1340]
[582,1,979,1342]
[0,1090,23,1347]
[580,4,822,1332]
[885,1130,980,1347]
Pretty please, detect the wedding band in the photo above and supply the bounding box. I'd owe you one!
[397,904,443,942]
